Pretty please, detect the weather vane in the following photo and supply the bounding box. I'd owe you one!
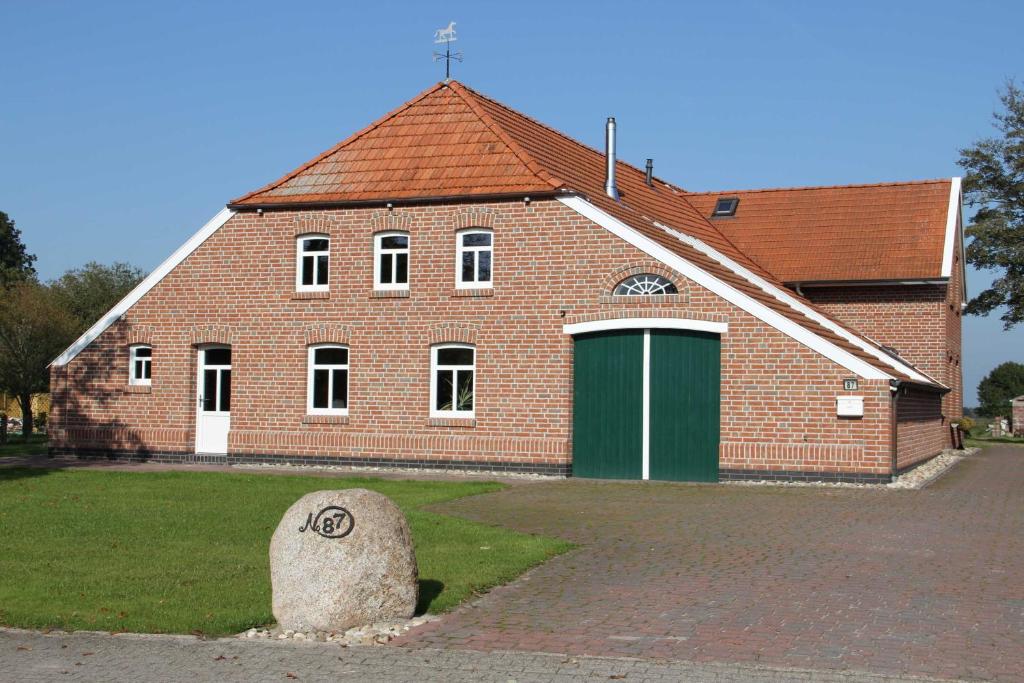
[433,21,463,82]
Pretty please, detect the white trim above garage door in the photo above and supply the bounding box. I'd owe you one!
[563,317,728,336]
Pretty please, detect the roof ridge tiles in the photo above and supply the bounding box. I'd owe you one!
[685,178,953,196]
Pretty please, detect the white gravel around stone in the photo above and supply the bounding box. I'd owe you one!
[239,614,439,647]
[725,447,978,491]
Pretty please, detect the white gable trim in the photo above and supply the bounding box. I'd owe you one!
[563,317,728,336]
[558,196,893,381]
[50,208,237,367]
[655,223,938,386]
[941,177,962,278]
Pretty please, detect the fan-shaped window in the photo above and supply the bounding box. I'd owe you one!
[614,274,678,296]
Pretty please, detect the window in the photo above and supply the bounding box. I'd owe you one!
[296,234,330,291]
[431,344,475,418]
[129,345,152,385]
[374,232,410,290]
[614,274,679,296]
[711,197,739,217]
[456,229,492,288]
[307,345,349,415]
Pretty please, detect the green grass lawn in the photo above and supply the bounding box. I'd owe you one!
[0,468,571,635]
[0,433,48,457]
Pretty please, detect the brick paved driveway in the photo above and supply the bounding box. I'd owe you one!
[396,446,1024,682]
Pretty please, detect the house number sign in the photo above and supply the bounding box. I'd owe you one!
[843,378,858,391]
[298,506,355,539]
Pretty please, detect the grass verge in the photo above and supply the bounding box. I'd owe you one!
[0,468,571,635]
[0,433,48,457]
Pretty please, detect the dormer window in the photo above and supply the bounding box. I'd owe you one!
[712,197,739,217]
[614,274,678,296]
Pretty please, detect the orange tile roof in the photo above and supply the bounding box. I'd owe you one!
[686,180,953,282]
[230,80,948,387]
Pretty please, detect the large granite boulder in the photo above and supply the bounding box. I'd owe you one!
[270,488,418,632]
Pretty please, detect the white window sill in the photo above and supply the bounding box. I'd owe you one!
[371,289,410,299]
[452,288,493,298]
[293,290,330,300]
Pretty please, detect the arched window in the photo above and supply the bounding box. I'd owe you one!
[296,234,330,292]
[613,274,678,296]
[307,344,349,415]
[430,344,475,417]
[374,231,410,290]
[456,229,492,288]
[129,344,152,385]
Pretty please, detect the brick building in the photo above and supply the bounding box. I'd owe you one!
[48,81,964,482]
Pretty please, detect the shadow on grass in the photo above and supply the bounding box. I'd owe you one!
[0,466,54,483]
[416,579,445,615]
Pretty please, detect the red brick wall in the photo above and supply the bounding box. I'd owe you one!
[803,226,963,447]
[50,199,896,476]
[895,387,945,470]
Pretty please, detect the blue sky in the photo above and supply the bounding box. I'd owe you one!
[2,1,1021,406]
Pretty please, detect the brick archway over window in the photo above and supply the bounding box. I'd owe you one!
[428,322,479,346]
[304,324,351,346]
[188,325,233,346]
[451,208,497,231]
[601,262,688,304]
[369,210,413,233]
[126,324,154,346]
[293,214,331,237]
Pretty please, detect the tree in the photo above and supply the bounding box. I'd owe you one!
[0,282,79,437]
[958,82,1024,329]
[976,361,1024,418]
[50,262,145,330]
[0,210,37,288]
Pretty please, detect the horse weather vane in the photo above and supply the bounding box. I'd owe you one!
[433,21,462,82]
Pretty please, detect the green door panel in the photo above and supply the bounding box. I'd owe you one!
[648,329,720,482]
[571,330,644,479]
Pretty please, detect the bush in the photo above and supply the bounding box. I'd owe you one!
[958,416,975,433]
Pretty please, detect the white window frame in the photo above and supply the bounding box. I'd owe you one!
[430,343,476,418]
[129,344,152,386]
[306,344,349,416]
[455,229,493,289]
[373,231,411,291]
[296,233,330,292]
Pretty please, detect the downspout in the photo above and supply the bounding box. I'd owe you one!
[889,380,901,477]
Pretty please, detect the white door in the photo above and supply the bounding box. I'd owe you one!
[196,346,231,454]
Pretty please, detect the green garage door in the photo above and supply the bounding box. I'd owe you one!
[571,330,644,479]
[649,329,720,482]
[571,328,720,482]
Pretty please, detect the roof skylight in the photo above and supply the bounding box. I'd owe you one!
[712,197,739,217]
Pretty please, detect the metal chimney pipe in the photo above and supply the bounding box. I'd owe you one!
[645,158,654,187]
[605,117,620,201]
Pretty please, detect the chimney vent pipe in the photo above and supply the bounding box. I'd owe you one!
[645,159,654,187]
[604,117,620,201]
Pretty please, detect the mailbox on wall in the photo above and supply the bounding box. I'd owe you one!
[836,395,864,417]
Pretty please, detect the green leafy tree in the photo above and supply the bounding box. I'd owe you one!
[958,82,1024,329]
[0,282,79,437]
[0,210,37,288]
[50,262,145,330]
[976,361,1024,418]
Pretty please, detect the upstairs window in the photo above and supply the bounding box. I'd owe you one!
[296,234,330,291]
[456,229,492,288]
[711,197,739,217]
[129,345,152,385]
[431,344,475,418]
[307,344,349,415]
[374,232,410,290]
[614,274,678,296]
